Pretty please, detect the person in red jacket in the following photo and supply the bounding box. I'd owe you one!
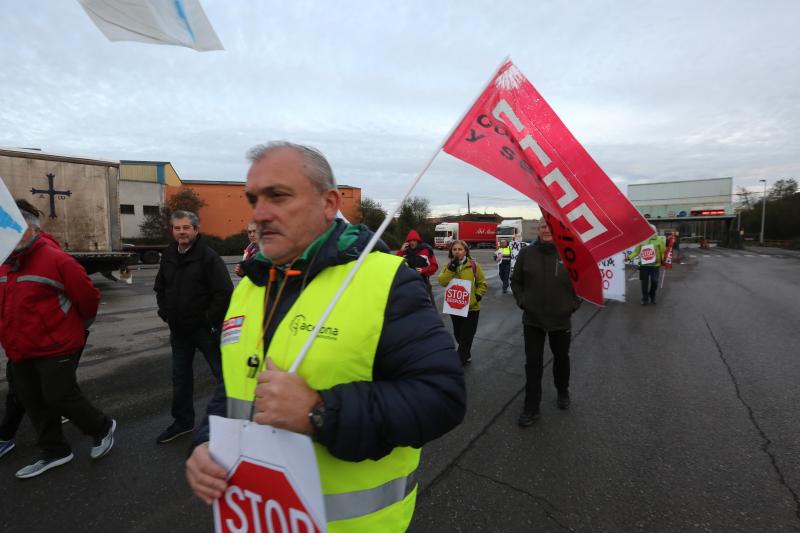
[396,229,439,307]
[0,202,116,478]
[0,201,66,460]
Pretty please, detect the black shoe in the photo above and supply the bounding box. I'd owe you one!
[650,297,656,305]
[557,391,571,410]
[517,410,540,427]
[157,423,194,444]
[640,298,647,305]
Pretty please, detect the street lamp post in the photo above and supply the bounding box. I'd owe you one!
[759,179,767,245]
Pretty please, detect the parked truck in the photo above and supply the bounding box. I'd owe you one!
[495,218,539,245]
[0,148,138,275]
[434,221,496,249]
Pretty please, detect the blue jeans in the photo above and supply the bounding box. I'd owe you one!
[169,327,222,428]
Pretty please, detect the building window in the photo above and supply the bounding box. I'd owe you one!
[120,204,135,215]
[143,205,160,216]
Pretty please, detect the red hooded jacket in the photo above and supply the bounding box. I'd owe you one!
[395,230,439,278]
[0,236,99,361]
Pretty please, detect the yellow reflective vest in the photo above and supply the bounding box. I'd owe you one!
[220,252,420,532]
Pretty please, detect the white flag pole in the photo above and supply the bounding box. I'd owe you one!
[288,56,511,373]
[660,268,666,289]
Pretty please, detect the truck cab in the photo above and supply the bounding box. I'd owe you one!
[434,222,458,249]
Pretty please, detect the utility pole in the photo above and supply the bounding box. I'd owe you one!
[759,179,767,244]
[467,193,470,215]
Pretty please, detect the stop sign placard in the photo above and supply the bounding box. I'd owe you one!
[445,284,470,309]
[216,458,323,533]
[639,244,656,264]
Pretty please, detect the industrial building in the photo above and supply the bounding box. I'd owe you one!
[628,177,737,243]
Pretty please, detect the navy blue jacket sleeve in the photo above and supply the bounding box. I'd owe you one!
[314,265,466,461]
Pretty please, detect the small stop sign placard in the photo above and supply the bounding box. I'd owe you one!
[217,458,323,533]
[442,278,472,317]
[445,284,469,309]
[640,245,656,264]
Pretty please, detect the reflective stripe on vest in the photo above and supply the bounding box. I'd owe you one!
[220,251,421,531]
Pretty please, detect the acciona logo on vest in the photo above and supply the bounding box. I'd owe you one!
[289,314,339,340]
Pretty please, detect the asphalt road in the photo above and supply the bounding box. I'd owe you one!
[1,246,799,532]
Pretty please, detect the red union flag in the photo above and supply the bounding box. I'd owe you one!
[216,458,323,533]
[541,209,604,305]
[443,59,652,304]
[663,235,675,269]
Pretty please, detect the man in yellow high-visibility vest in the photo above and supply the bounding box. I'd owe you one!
[185,141,466,532]
[495,238,512,293]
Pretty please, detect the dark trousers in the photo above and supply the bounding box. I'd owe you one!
[523,325,571,412]
[0,363,26,440]
[12,354,109,459]
[449,311,480,364]
[169,327,222,428]
[639,266,660,301]
[498,261,511,291]
[422,277,436,309]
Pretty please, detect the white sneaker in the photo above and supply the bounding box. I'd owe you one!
[16,453,74,479]
[90,419,116,460]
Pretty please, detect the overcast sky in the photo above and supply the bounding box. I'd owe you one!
[2,1,799,218]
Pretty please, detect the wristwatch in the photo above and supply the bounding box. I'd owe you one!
[308,400,325,433]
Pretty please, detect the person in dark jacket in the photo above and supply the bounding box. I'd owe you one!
[510,219,581,427]
[184,142,465,529]
[154,211,233,444]
[0,201,116,478]
[396,229,439,307]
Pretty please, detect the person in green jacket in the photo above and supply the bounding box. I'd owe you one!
[627,225,666,305]
[438,240,488,366]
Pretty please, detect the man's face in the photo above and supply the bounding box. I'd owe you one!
[407,240,419,249]
[246,223,258,243]
[172,218,199,247]
[500,239,507,247]
[245,148,340,265]
[538,221,553,242]
[14,224,39,251]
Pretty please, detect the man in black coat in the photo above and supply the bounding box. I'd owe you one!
[154,210,233,444]
[510,219,581,427]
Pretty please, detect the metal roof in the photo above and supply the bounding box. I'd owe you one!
[0,147,119,167]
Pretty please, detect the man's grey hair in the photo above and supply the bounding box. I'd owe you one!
[246,141,337,193]
[171,210,200,228]
[21,210,40,228]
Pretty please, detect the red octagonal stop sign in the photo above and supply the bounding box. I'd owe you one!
[216,457,323,533]
[445,283,470,309]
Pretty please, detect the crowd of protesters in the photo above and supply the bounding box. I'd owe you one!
[0,139,673,530]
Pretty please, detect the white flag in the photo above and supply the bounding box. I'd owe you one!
[0,178,27,265]
[79,0,224,51]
